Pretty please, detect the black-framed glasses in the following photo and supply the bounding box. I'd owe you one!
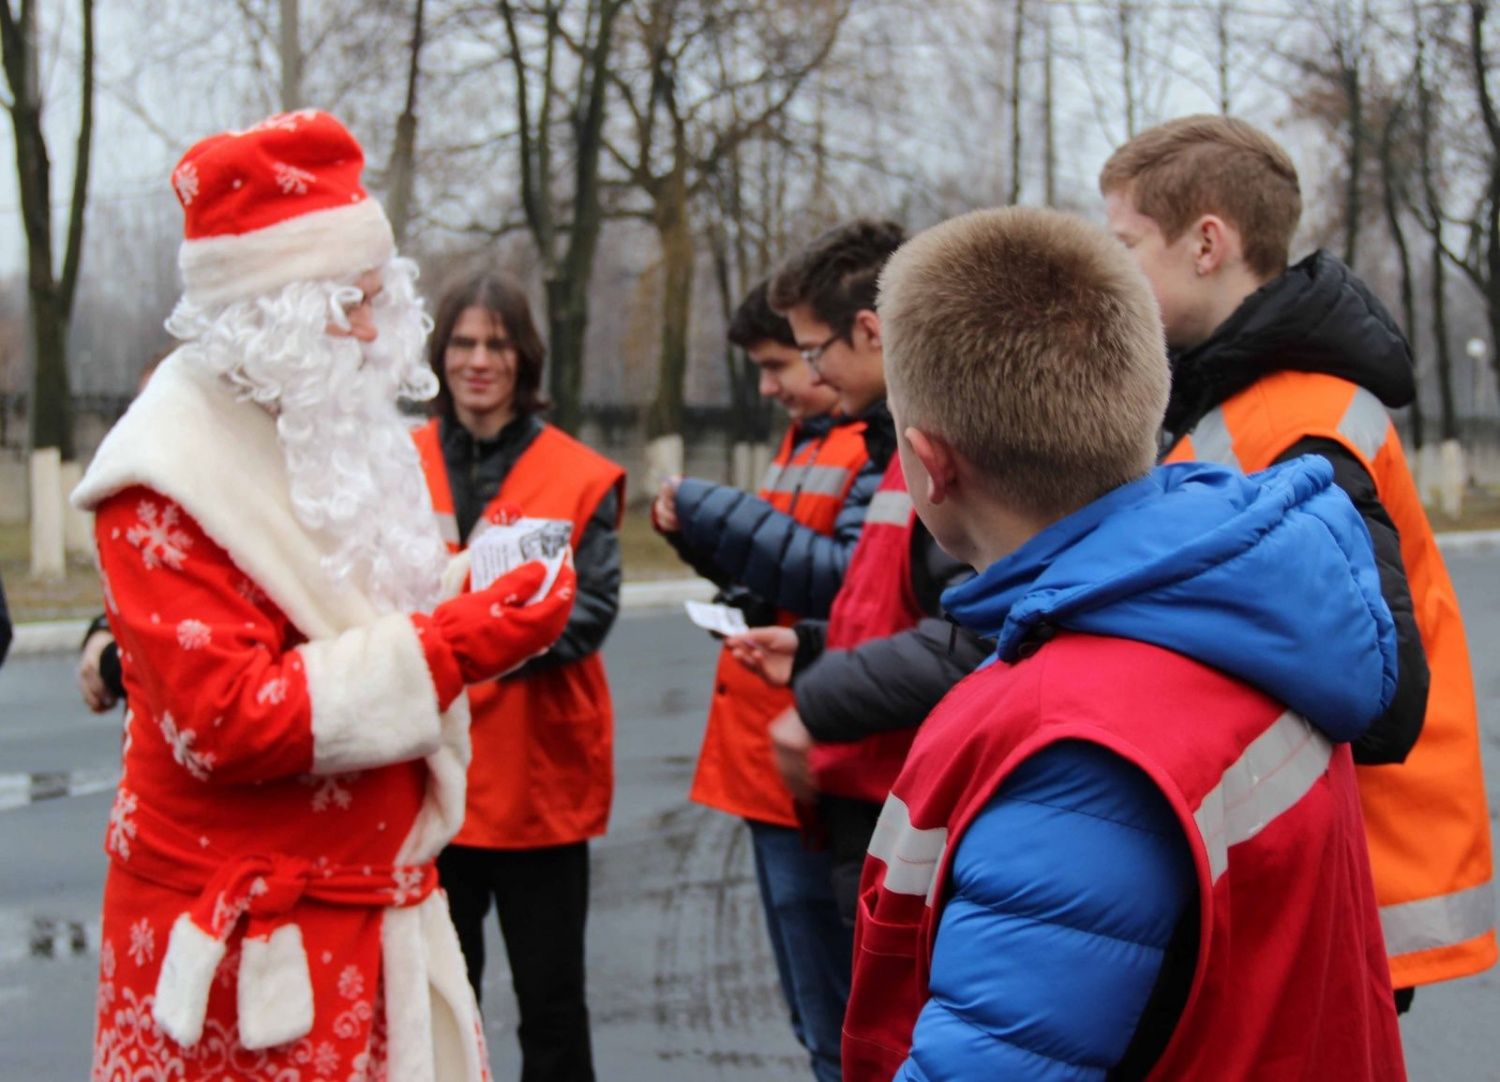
[799,329,846,370]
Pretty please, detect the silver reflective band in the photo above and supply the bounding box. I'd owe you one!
[434,512,459,545]
[1190,407,1241,469]
[867,793,949,902]
[866,490,914,526]
[1381,881,1497,957]
[763,463,852,498]
[1337,387,1392,462]
[1194,710,1333,883]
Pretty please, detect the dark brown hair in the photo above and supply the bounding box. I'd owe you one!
[1099,114,1301,279]
[768,218,906,334]
[427,270,550,420]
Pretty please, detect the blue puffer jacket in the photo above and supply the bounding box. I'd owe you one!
[672,413,880,619]
[895,457,1397,1081]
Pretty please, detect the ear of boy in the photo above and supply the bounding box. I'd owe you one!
[902,424,1058,572]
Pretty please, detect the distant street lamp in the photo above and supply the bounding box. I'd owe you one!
[1467,338,1489,410]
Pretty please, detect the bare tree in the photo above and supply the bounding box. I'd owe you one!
[0,0,95,461]
[497,0,627,434]
[604,0,847,446]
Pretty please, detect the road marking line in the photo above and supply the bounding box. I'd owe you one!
[0,767,120,812]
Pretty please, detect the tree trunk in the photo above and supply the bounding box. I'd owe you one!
[279,0,302,110]
[1431,240,1459,441]
[386,0,425,246]
[1377,97,1423,448]
[647,165,693,441]
[1043,3,1056,205]
[1342,59,1363,267]
[1008,0,1025,205]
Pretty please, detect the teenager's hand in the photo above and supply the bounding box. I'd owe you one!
[725,626,798,688]
[652,476,682,534]
[78,629,119,713]
[769,708,816,804]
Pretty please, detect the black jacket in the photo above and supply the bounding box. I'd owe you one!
[789,405,990,745]
[438,413,621,674]
[0,572,10,668]
[1164,250,1429,765]
[666,408,882,621]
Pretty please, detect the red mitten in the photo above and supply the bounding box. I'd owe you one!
[417,559,577,704]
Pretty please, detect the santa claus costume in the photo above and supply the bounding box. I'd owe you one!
[75,110,574,1082]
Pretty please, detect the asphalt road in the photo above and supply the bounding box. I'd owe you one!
[1,553,1498,1080]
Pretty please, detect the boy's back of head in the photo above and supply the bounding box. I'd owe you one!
[1099,115,1301,280]
[769,218,906,332]
[880,206,1168,519]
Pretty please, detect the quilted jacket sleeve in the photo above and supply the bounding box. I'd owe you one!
[672,458,880,619]
[895,740,1195,1081]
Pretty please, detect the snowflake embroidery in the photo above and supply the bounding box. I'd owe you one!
[126,499,192,570]
[274,161,317,195]
[159,712,215,781]
[314,1040,340,1075]
[211,890,250,937]
[332,997,373,1039]
[107,788,138,861]
[387,866,425,906]
[176,619,212,650]
[237,576,268,606]
[100,938,116,980]
[338,964,364,1001]
[95,979,115,1017]
[172,161,199,205]
[257,676,289,705]
[127,918,155,967]
[303,773,355,812]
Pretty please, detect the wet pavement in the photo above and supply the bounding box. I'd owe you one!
[2,554,1499,1079]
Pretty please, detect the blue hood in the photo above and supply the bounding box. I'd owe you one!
[943,458,1397,743]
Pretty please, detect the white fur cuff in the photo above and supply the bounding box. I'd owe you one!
[238,923,315,1050]
[154,914,227,1047]
[301,612,445,774]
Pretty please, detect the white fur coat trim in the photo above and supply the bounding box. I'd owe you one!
[237,924,315,1050]
[300,612,443,774]
[180,198,394,308]
[153,914,226,1047]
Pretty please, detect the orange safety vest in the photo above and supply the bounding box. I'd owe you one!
[414,417,627,849]
[1164,370,1496,988]
[688,418,871,827]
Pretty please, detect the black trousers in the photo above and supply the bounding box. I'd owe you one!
[818,794,885,929]
[438,842,595,1082]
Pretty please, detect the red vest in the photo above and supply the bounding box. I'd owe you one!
[414,418,626,848]
[844,632,1405,1082]
[689,419,870,827]
[808,457,925,803]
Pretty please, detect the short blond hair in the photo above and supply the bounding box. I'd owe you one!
[880,207,1168,517]
[1099,114,1301,278]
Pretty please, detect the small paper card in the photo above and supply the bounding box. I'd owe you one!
[469,518,573,601]
[684,599,750,638]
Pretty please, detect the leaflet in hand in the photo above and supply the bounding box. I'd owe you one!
[469,518,573,602]
[684,599,749,638]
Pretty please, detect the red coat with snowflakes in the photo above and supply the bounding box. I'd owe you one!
[75,352,490,1082]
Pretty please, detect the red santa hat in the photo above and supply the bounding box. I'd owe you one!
[171,110,395,308]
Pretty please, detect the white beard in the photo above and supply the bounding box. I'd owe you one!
[165,258,446,614]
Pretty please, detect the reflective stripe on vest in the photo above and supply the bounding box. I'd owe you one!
[1381,881,1497,958]
[866,794,948,901]
[865,489,914,526]
[761,462,854,498]
[1194,710,1332,882]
